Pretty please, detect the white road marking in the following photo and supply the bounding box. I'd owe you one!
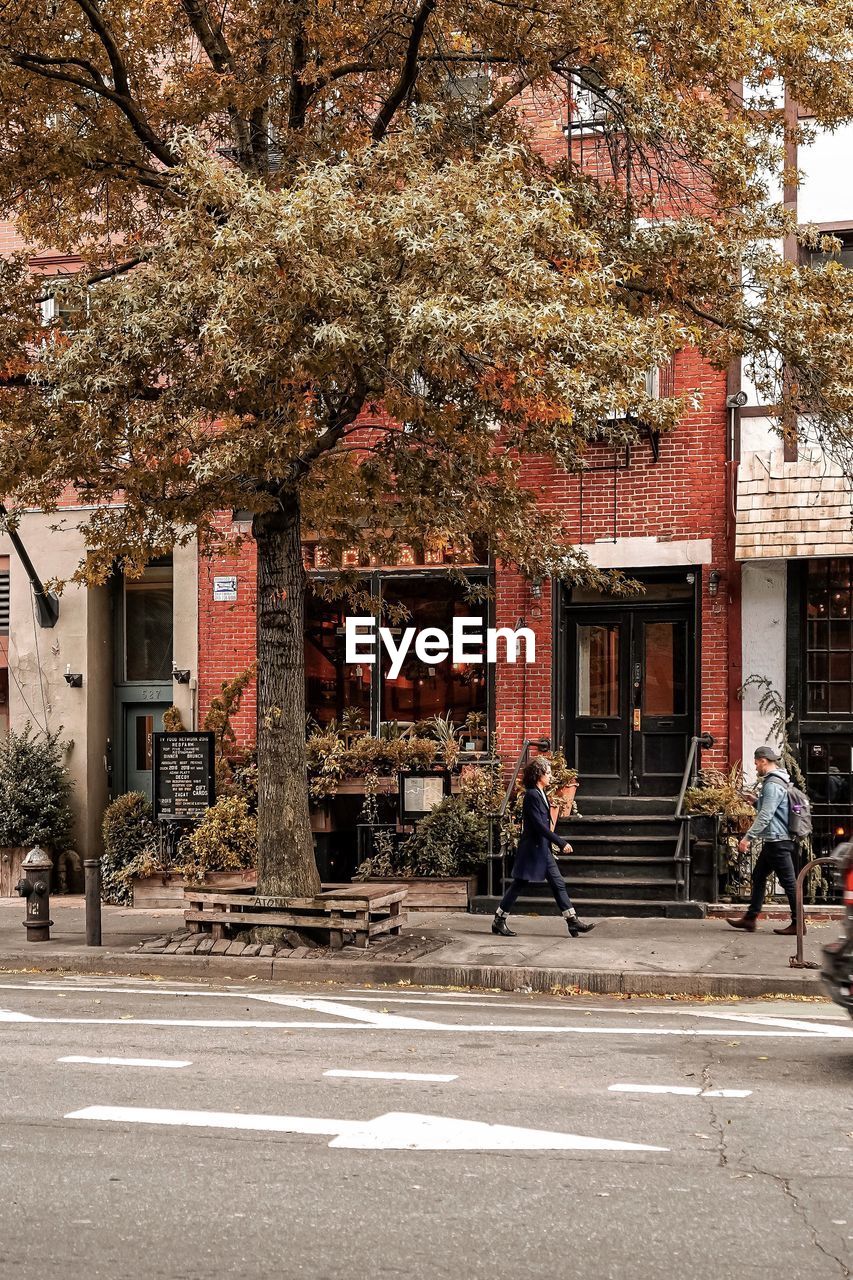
[58,1056,191,1069]
[702,1089,753,1098]
[609,1084,752,1099]
[324,1069,458,1082]
[3,1009,852,1037]
[247,992,446,1029]
[0,981,847,1030]
[65,1105,667,1153]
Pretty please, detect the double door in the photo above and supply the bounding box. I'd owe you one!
[566,606,694,796]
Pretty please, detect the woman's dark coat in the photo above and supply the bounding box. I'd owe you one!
[511,786,569,882]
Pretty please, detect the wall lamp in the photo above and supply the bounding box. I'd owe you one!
[172,665,191,684]
[708,570,722,597]
[63,665,82,688]
[726,391,748,408]
[530,577,542,599]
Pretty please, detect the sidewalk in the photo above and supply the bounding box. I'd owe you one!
[0,896,841,998]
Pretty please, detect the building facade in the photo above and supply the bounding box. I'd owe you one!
[736,94,853,864]
[5,79,847,909]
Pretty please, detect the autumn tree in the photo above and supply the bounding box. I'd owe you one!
[0,1,852,895]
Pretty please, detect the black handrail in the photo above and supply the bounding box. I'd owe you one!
[673,733,714,902]
[675,732,714,819]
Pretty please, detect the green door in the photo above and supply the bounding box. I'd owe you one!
[124,702,170,801]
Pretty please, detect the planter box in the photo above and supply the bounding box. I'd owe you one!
[359,874,477,911]
[131,869,256,909]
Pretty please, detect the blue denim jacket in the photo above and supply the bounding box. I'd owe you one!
[746,768,791,842]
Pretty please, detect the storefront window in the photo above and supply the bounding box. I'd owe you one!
[379,577,487,730]
[124,563,173,682]
[305,594,372,728]
[305,570,489,735]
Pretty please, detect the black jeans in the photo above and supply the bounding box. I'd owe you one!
[499,853,573,915]
[747,839,798,920]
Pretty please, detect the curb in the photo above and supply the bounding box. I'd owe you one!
[0,948,828,999]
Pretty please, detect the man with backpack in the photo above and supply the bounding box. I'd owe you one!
[727,745,811,937]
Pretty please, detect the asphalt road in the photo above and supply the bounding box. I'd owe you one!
[0,977,851,1280]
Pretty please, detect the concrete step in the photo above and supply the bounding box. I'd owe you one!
[561,834,679,850]
[577,796,678,816]
[528,877,680,901]
[558,856,680,881]
[561,819,682,840]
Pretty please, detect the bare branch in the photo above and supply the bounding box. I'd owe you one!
[179,0,234,73]
[371,0,436,143]
[8,52,177,169]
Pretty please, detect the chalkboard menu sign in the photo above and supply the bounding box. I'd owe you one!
[153,732,216,822]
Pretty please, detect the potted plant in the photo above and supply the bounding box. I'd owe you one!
[683,766,755,901]
[354,765,501,909]
[546,750,579,820]
[459,711,487,754]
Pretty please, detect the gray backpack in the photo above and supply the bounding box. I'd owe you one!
[782,779,813,840]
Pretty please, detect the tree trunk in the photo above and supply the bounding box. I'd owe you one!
[253,498,320,899]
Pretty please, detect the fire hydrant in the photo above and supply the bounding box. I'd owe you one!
[15,845,54,942]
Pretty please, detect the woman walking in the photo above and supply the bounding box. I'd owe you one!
[492,755,594,938]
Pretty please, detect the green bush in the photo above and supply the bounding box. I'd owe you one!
[100,791,158,905]
[179,794,257,884]
[0,723,73,851]
[356,794,489,879]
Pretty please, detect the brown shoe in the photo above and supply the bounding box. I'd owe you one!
[773,921,805,936]
[726,915,757,932]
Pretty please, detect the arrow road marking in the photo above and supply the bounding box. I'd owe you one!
[65,1105,668,1153]
[609,1084,752,1099]
[324,1069,458,1082]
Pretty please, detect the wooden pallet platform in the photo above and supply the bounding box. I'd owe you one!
[184,884,408,950]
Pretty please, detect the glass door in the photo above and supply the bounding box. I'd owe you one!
[632,612,691,796]
[568,616,630,794]
[124,703,169,801]
[566,604,694,795]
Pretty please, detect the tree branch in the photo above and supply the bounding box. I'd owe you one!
[31,252,153,305]
[371,0,436,143]
[179,0,235,73]
[67,0,178,167]
[9,51,177,169]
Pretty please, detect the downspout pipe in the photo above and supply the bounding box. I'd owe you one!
[0,503,60,628]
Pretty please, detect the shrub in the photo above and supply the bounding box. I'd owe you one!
[356,794,488,879]
[0,723,74,851]
[179,794,257,884]
[100,791,158,905]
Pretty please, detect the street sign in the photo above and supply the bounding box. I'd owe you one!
[153,732,215,822]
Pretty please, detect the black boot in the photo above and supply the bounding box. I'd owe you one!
[565,911,595,937]
[492,912,516,937]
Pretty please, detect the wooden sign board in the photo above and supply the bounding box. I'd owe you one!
[153,732,216,822]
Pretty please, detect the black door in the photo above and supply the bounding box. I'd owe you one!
[566,605,693,796]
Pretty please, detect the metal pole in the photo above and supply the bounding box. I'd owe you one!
[789,856,836,969]
[84,859,102,947]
